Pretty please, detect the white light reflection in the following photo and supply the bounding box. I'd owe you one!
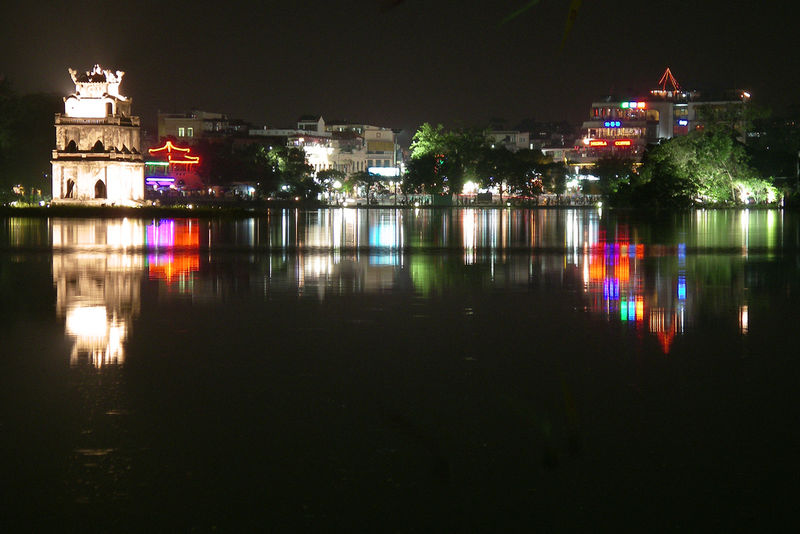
[739,305,749,334]
[52,219,144,367]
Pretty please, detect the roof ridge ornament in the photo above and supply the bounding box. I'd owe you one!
[657,67,681,92]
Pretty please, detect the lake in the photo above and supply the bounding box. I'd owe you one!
[2,208,799,531]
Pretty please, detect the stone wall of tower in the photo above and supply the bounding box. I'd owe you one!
[55,122,141,153]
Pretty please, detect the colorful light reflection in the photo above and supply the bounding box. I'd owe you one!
[146,219,200,287]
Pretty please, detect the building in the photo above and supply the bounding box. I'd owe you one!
[145,140,203,193]
[157,110,251,142]
[489,130,530,152]
[249,116,399,177]
[51,65,144,204]
[576,68,751,163]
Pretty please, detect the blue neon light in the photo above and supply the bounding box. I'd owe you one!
[604,121,622,127]
[678,119,688,126]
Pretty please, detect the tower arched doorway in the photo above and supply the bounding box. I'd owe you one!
[94,180,106,199]
[65,179,75,198]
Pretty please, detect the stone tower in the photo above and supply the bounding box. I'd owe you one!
[51,65,144,204]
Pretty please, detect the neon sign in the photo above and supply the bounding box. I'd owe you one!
[613,140,632,146]
[620,101,646,109]
[678,119,688,126]
[589,140,608,147]
[148,141,200,164]
[604,121,622,127]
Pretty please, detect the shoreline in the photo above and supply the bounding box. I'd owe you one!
[0,203,784,219]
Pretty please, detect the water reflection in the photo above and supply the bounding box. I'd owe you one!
[146,219,200,293]
[27,209,796,363]
[51,218,144,366]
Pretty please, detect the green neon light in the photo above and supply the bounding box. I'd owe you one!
[146,161,170,166]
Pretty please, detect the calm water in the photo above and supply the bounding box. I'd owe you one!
[2,208,799,531]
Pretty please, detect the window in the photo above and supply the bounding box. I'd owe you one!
[368,159,373,167]
[383,160,390,166]
[178,127,185,137]
[187,127,194,137]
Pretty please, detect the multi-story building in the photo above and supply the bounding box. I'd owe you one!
[576,68,751,163]
[158,110,250,142]
[489,130,530,152]
[249,116,399,176]
[51,65,144,204]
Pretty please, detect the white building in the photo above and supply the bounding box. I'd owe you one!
[249,117,399,177]
[51,65,144,204]
[489,131,530,152]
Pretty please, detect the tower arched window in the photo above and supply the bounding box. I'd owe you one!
[65,140,78,152]
[92,140,105,152]
[94,180,106,199]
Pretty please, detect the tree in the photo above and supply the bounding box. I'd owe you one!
[0,79,61,195]
[478,145,516,201]
[403,154,439,196]
[410,123,447,160]
[593,156,635,203]
[317,168,345,202]
[635,129,770,207]
[267,145,316,198]
[543,161,568,202]
[349,170,373,203]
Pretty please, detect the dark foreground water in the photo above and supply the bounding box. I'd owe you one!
[2,208,799,531]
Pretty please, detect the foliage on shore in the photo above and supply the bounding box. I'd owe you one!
[596,129,780,209]
[403,123,567,201]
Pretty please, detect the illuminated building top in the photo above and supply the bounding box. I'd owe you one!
[63,64,133,119]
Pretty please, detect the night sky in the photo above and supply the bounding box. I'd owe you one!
[2,0,798,138]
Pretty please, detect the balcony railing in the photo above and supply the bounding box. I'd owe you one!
[55,114,140,127]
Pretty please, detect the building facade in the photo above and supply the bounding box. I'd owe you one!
[51,65,144,204]
[575,68,751,163]
[158,110,250,142]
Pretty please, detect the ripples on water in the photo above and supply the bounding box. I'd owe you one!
[1,209,799,530]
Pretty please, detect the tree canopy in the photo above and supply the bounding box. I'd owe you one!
[404,123,554,198]
[607,129,778,208]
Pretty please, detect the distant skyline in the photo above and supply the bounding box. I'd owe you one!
[2,0,798,140]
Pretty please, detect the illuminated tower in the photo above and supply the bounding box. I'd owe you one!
[51,65,144,204]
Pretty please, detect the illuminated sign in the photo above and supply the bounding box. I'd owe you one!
[678,119,688,126]
[620,101,647,109]
[148,141,200,164]
[589,140,608,147]
[613,140,632,146]
[146,177,175,185]
[368,167,400,177]
[604,121,622,127]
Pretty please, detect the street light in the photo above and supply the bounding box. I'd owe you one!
[333,180,342,206]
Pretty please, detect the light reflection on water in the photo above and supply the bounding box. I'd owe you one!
[1,208,795,366]
[2,209,799,529]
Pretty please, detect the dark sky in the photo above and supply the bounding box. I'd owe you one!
[2,0,798,139]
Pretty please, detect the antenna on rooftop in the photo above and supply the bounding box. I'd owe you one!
[658,67,681,92]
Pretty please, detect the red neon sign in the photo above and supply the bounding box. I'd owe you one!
[589,140,608,147]
[614,139,632,146]
[148,141,200,164]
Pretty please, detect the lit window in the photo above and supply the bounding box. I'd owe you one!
[187,127,193,137]
[178,127,185,137]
